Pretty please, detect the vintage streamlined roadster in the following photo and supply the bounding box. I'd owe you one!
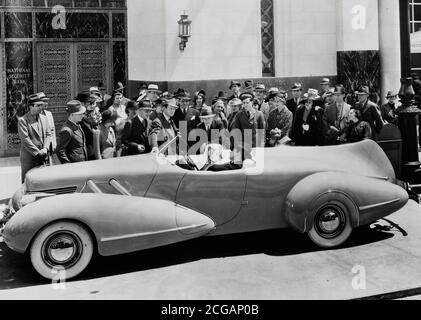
[2,138,409,280]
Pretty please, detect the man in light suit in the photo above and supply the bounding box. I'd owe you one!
[18,93,52,182]
[39,93,57,165]
[323,85,351,145]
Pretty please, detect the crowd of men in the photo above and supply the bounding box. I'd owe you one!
[17,78,401,181]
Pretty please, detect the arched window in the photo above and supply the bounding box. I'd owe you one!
[261,0,275,76]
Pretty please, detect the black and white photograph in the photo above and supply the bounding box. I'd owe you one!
[0,0,420,305]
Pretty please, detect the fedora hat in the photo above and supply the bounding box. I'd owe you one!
[291,82,303,91]
[239,92,255,101]
[28,93,46,105]
[101,110,118,124]
[229,98,243,106]
[229,80,241,90]
[333,85,347,95]
[165,98,179,109]
[386,91,398,99]
[355,86,370,95]
[66,100,86,115]
[320,78,330,85]
[114,82,125,93]
[255,84,267,92]
[267,90,287,103]
[200,106,215,119]
[147,84,162,94]
[126,100,139,111]
[90,86,101,95]
[139,100,154,111]
[176,90,192,100]
[304,88,321,100]
[244,80,254,90]
[325,87,335,97]
[215,91,229,101]
[37,92,50,102]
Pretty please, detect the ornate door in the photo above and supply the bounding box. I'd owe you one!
[76,43,108,94]
[37,42,109,129]
[37,43,74,129]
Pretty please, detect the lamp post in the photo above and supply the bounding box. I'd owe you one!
[178,12,192,51]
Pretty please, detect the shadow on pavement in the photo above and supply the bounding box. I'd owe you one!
[0,219,399,290]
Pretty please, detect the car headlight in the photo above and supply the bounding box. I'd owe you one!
[11,184,54,211]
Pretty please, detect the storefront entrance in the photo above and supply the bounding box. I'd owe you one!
[36,42,110,128]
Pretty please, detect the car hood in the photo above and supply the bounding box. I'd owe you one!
[25,154,159,194]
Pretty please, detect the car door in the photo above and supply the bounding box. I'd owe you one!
[176,170,247,227]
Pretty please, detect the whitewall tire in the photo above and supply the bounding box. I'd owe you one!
[30,221,94,280]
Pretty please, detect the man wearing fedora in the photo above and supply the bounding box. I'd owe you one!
[353,86,383,141]
[93,110,118,160]
[287,83,304,119]
[228,80,242,102]
[319,78,331,104]
[150,98,179,155]
[231,92,266,161]
[381,91,399,125]
[56,100,88,164]
[144,84,162,106]
[122,100,153,156]
[227,98,243,131]
[266,91,293,147]
[18,93,52,182]
[38,92,57,154]
[323,85,351,145]
[191,106,225,154]
[172,90,200,135]
[290,89,325,146]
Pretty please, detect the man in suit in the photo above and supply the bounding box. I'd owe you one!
[56,100,88,164]
[190,106,226,154]
[381,91,399,125]
[323,85,351,145]
[38,92,56,153]
[18,93,52,182]
[353,86,384,141]
[286,82,303,119]
[227,80,242,102]
[319,78,331,104]
[290,89,325,146]
[150,98,179,155]
[122,100,153,156]
[231,93,266,161]
[172,90,200,136]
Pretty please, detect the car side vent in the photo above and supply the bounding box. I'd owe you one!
[36,186,78,195]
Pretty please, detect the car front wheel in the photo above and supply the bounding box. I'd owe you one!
[308,194,354,248]
[30,221,94,280]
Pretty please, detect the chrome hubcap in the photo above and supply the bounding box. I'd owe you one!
[316,206,346,239]
[42,231,82,268]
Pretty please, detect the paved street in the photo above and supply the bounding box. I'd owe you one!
[0,159,421,300]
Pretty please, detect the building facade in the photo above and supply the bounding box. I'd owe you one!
[0,0,127,157]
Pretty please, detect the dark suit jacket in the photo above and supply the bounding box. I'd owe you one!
[291,104,325,146]
[191,120,225,147]
[122,116,151,155]
[353,100,384,141]
[286,98,302,118]
[56,120,88,164]
[231,109,266,160]
[149,113,178,152]
[172,107,200,134]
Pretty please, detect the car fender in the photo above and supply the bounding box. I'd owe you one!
[284,172,408,233]
[3,194,215,256]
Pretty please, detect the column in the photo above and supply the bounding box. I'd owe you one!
[378,0,402,104]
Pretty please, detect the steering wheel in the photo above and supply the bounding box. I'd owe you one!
[184,153,199,171]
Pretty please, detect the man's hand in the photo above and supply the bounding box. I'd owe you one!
[151,147,159,154]
[137,145,146,153]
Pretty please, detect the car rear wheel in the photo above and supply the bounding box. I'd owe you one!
[30,221,94,280]
[308,195,354,248]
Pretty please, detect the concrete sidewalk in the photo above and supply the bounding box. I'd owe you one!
[0,157,21,200]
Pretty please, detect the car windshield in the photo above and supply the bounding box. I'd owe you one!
[157,134,232,171]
